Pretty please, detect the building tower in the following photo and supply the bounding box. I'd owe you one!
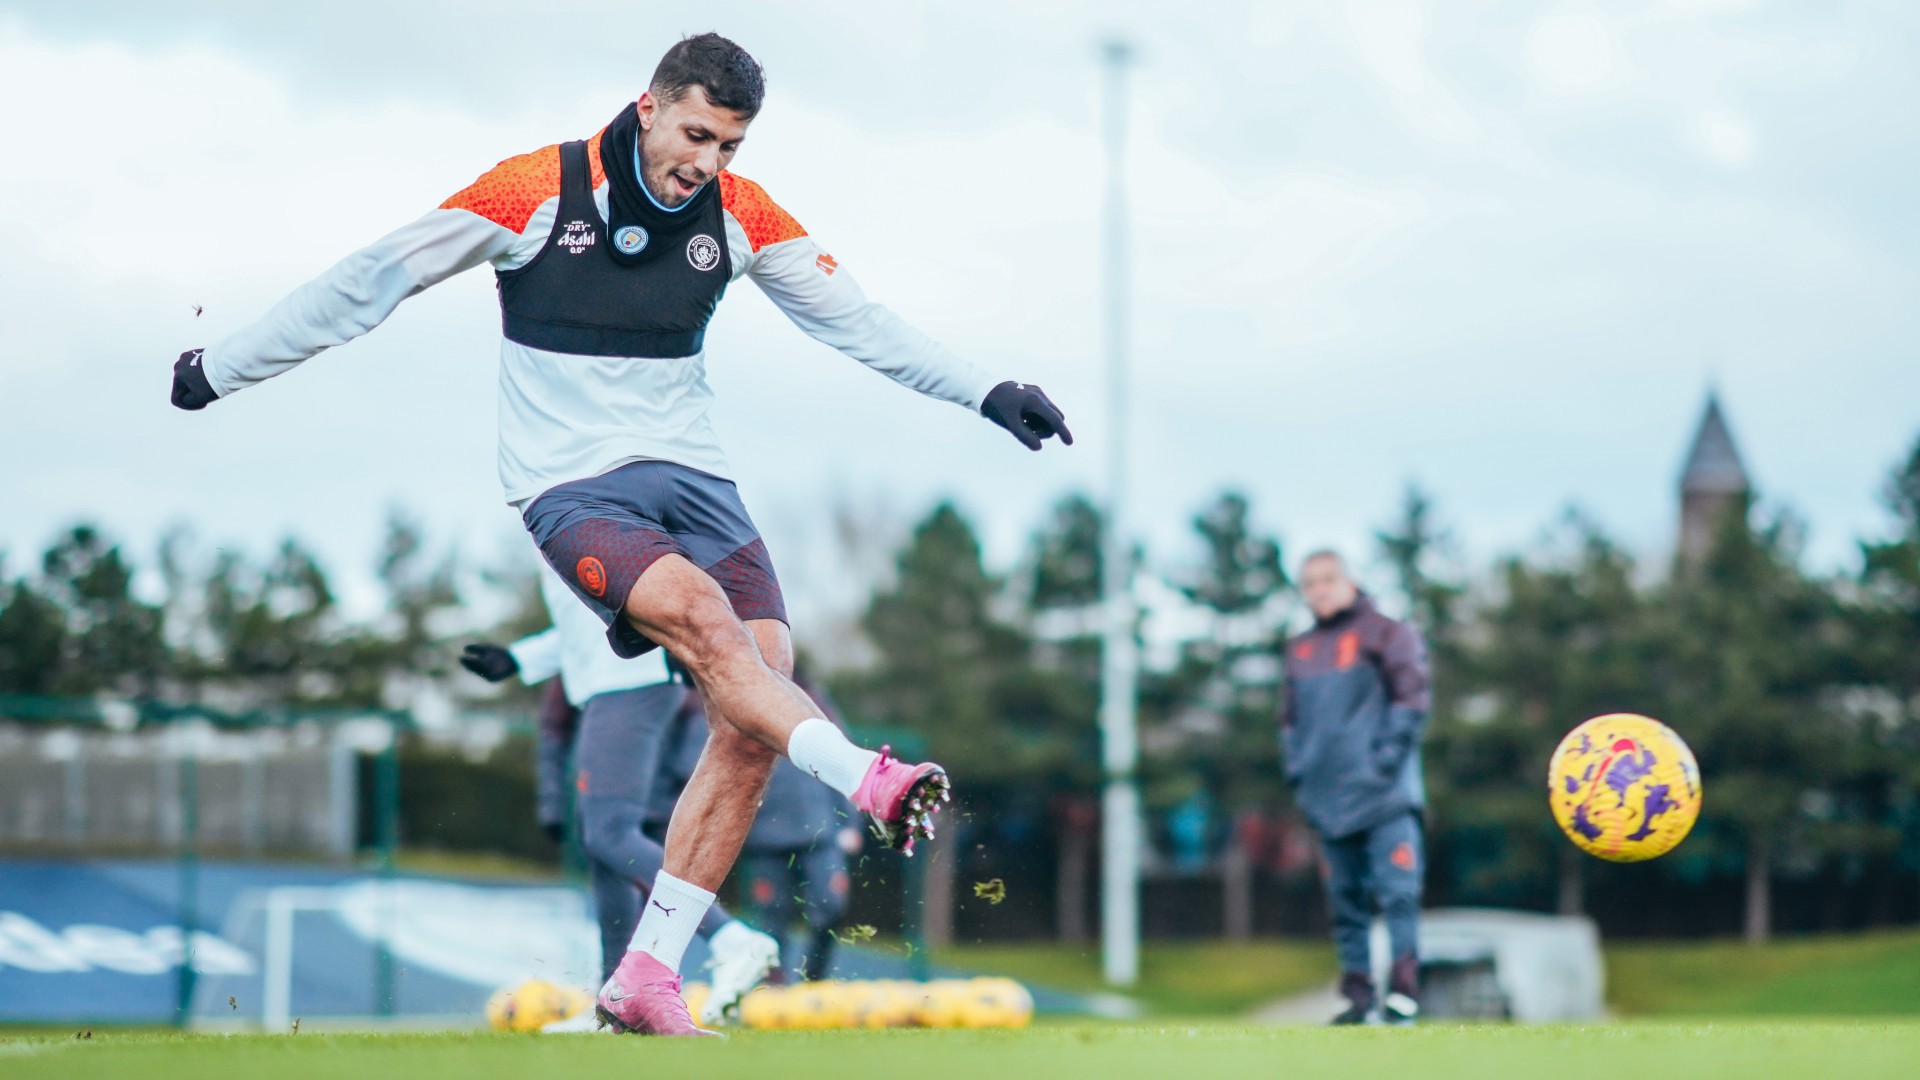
[1678,391,1753,566]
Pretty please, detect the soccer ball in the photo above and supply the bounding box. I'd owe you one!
[560,985,593,1021]
[853,981,919,1029]
[963,977,1034,1028]
[785,983,840,1030]
[811,982,862,1029]
[738,985,793,1030]
[1549,713,1702,862]
[909,981,974,1028]
[484,979,578,1032]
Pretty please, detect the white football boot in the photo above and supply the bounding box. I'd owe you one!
[700,921,781,1027]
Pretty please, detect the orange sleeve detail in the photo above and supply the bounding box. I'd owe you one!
[719,171,807,252]
[439,129,608,234]
[440,144,561,234]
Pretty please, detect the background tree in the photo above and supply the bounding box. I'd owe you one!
[1152,491,1288,811]
[199,538,341,708]
[1375,483,1467,646]
[0,562,67,696]
[1657,502,1845,942]
[1022,492,1106,791]
[333,511,464,708]
[1836,438,1920,926]
[1431,512,1652,914]
[834,502,1052,780]
[39,525,167,697]
[1020,493,1107,940]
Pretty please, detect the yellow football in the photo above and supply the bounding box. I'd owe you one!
[909,980,971,1029]
[738,985,792,1031]
[857,980,919,1029]
[1549,713,1702,862]
[484,979,575,1032]
[964,977,1035,1028]
[785,982,838,1030]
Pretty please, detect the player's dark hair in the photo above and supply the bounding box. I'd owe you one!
[650,33,766,119]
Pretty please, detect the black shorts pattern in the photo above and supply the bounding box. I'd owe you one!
[522,461,788,658]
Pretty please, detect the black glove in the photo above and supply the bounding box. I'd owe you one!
[981,381,1073,451]
[1371,705,1426,778]
[171,349,218,411]
[459,643,520,683]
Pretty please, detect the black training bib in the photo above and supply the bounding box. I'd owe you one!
[497,115,731,358]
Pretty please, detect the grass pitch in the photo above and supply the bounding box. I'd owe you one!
[939,927,1920,1018]
[1606,929,1920,1016]
[5,1023,1918,1080]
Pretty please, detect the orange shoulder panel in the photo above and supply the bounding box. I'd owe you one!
[440,130,608,234]
[719,172,807,252]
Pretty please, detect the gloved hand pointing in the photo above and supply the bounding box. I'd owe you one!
[981,381,1073,451]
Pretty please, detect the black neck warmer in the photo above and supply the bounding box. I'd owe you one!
[600,103,718,265]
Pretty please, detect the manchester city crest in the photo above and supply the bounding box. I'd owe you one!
[687,234,721,272]
[613,225,649,255]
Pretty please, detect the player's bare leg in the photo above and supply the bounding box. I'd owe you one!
[623,555,948,859]
[627,559,819,776]
[594,555,946,1036]
[663,617,793,890]
[674,620,784,1025]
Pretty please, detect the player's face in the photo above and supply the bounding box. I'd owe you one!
[1300,556,1358,621]
[636,87,750,208]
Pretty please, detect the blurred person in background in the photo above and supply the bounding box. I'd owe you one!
[460,562,778,1027]
[649,663,860,982]
[1281,550,1431,1026]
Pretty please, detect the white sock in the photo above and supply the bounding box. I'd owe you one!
[628,871,715,974]
[787,717,879,798]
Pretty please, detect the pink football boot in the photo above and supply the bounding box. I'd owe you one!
[852,745,950,855]
[594,950,719,1037]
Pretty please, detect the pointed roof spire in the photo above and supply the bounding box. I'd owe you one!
[1679,391,1751,495]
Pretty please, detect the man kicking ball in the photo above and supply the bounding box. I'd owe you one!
[169,33,1070,1036]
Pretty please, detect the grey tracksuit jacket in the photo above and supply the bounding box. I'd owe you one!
[1281,594,1431,840]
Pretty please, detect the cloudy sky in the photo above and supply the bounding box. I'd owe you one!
[2,1,1916,629]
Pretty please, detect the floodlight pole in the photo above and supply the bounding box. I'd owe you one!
[175,728,200,1027]
[1098,37,1141,989]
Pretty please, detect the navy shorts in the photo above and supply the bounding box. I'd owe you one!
[522,461,787,658]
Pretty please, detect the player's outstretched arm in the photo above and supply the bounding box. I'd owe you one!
[169,206,522,410]
[724,173,1071,451]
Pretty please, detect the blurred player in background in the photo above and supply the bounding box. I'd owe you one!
[1281,550,1432,1026]
[173,31,1070,1035]
[460,563,778,1027]
[652,664,861,982]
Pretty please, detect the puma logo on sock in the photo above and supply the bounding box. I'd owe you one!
[650,899,676,916]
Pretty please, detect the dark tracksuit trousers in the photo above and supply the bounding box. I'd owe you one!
[1321,812,1423,978]
[738,681,856,983]
[741,837,851,981]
